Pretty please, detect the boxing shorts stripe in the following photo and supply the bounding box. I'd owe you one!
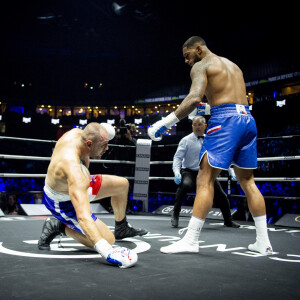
[207,125,221,135]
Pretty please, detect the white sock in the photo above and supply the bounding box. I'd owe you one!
[189,215,205,231]
[253,215,270,244]
[183,216,205,244]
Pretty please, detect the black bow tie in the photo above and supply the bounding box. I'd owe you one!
[197,136,204,139]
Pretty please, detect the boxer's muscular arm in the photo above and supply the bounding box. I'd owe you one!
[66,159,102,245]
[175,57,210,120]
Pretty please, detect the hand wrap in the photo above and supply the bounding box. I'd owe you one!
[148,112,179,141]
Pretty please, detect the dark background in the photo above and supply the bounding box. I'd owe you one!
[1,0,299,106]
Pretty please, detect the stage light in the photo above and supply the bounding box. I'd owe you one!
[51,118,60,125]
[276,100,286,107]
[22,117,31,124]
[79,119,88,125]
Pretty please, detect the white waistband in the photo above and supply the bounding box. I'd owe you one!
[44,183,71,202]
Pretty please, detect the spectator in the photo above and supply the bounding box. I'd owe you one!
[4,194,21,215]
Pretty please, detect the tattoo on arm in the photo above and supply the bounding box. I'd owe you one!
[175,57,211,120]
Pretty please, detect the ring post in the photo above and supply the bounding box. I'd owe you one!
[133,139,152,212]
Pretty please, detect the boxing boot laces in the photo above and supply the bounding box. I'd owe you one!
[38,218,66,250]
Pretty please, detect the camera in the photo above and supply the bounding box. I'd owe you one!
[119,119,131,136]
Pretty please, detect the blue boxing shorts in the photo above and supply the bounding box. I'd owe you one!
[42,175,103,234]
[199,103,257,170]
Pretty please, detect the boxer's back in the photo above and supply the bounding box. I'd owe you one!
[205,55,247,107]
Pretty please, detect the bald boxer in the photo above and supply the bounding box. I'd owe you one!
[148,36,273,255]
[38,122,147,268]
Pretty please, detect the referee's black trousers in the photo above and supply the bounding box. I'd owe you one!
[173,168,233,223]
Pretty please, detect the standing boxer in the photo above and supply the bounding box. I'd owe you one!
[148,36,273,255]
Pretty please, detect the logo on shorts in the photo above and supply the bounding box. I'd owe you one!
[90,176,97,184]
[236,104,247,115]
[207,125,221,135]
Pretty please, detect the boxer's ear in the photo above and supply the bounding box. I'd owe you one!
[86,140,92,148]
[196,45,203,55]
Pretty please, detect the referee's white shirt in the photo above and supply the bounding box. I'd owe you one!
[172,133,204,174]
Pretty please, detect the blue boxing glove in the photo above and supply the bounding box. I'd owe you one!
[148,112,180,141]
[174,173,182,185]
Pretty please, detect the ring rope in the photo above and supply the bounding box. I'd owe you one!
[148,177,300,182]
[0,153,299,182]
[0,136,135,148]
[0,154,51,161]
[1,134,299,144]
[257,134,300,140]
[0,154,135,164]
[2,154,299,163]
[229,194,300,200]
[0,136,57,143]
[150,155,300,164]
[1,190,298,202]
[0,173,299,182]
[148,191,300,201]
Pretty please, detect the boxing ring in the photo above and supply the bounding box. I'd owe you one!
[0,135,300,299]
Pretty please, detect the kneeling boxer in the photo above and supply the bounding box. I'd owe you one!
[38,122,147,268]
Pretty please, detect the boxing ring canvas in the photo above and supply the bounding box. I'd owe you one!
[0,134,299,299]
[0,214,299,299]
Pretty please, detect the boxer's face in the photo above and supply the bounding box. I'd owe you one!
[89,138,109,159]
[183,46,201,67]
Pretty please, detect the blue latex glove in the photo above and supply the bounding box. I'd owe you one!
[174,173,182,185]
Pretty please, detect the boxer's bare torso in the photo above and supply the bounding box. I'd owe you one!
[197,54,248,107]
[46,129,90,194]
